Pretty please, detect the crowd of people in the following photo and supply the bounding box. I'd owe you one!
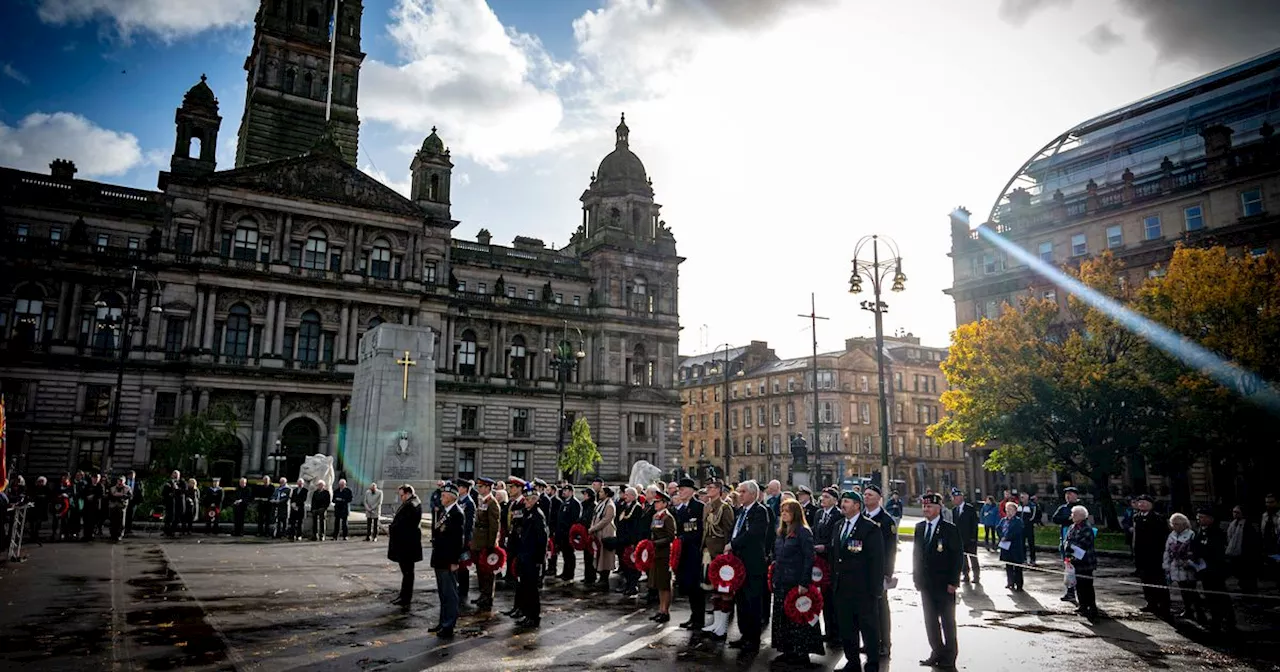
[1,470,143,544]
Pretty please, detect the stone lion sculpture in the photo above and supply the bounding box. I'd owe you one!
[299,454,335,494]
[628,460,664,489]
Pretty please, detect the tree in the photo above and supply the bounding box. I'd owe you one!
[1134,246,1280,507]
[558,417,601,483]
[930,253,1152,528]
[153,403,240,475]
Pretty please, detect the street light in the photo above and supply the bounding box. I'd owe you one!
[544,320,584,480]
[849,234,906,489]
[708,343,743,483]
[102,266,164,475]
[267,439,287,480]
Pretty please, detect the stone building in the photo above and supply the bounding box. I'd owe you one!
[945,48,1280,500]
[675,335,966,497]
[0,0,683,484]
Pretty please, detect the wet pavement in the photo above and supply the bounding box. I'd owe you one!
[2,531,1278,672]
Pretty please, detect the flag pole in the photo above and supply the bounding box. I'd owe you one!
[325,0,340,121]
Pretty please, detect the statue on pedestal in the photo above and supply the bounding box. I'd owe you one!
[789,434,808,466]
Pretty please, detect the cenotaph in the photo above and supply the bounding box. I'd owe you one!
[345,324,437,502]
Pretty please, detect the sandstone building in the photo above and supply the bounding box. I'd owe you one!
[0,0,683,483]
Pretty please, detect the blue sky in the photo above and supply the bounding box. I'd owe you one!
[3,0,1279,356]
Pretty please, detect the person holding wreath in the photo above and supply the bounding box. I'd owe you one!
[771,498,824,665]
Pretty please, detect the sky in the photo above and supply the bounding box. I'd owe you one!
[3,0,1279,359]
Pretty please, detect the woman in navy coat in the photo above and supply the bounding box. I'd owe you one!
[770,499,824,664]
[997,500,1026,591]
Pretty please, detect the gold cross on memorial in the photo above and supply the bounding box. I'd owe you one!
[396,350,417,400]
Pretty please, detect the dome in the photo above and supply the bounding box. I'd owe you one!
[182,74,218,110]
[420,126,446,155]
[594,113,649,190]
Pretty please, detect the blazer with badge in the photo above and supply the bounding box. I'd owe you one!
[729,502,771,576]
[431,504,466,569]
[674,498,705,584]
[702,498,733,559]
[812,506,840,554]
[516,505,550,574]
[472,493,501,553]
[867,508,899,577]
[952,501,980,549]
[829,515,885,597]
[913,518,963,593]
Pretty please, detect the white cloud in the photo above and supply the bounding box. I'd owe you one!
[361,163,412,198]
[0,112,143,178]
[360,0,570,169]
[3,63,29,85]
[37,0,256,40]
[1081,23,1124,55]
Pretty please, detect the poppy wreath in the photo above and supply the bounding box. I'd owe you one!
[621,544,637,570]
[708,553,746,595]
[569,523,589,551]
[546,538,556,562]
[634,539,656,573]
[767,561,775,593]
[784,585,824,626]
[55,494,70,517]
[206,507,220,520]
[810,556,831,592]
[459,552,474,569]
[478,546,507,573]
[669,538,681,571]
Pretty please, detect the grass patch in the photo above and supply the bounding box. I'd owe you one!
[895,523,1130,553]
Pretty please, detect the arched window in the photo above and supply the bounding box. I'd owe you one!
[630,343,649,386]
[11,285,45,346]
[224,304,251,358]
[303,230,327,269]
[369,239,392,279]
[297,310,322,364]
[91,292,124,352]
[284,68,296,94]
[458,330,477,376]
[306,7,320,28]
[188,131,202,159]
[509,335,527,379]
[232,220,258,261]
[303,72,314,98]
[428,174,440,201]
[629,275,652,313]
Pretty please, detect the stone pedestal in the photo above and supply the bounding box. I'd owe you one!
[344,324,437,496]
[790,463,810,491]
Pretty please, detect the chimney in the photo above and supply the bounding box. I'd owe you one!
[50,159,78,180]
[476,228,492,245]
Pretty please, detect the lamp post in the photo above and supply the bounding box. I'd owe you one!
[848,235,906,488]
[98,265,163,475]
[544,320,584,481]
[709,343,742,482]
[267,439,287,480]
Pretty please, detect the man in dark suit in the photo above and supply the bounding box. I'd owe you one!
[830,490,885,672]
[673,477,706,630]
[914,493,963,670]
[430,483,465,638]
[812,487,842,644]
[728,479,770,654]
[453,479,476,606]
[515,484,550,629]
[862,484,898,659]
[950,488,980,584]
[552,483,582,582]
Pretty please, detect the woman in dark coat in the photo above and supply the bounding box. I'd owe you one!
[998,501,1027,591]
[387,485,424,607]
[648,491,677,623]
[580,488,598,585]
[1065,505,1098,618]
[770,499,824,664]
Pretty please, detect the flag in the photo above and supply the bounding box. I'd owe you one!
[328,14,335,42]
[0,394,7,489]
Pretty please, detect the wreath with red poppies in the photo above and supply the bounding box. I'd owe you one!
[621,544,637,570]
[546,538,556,563]
[669,538,681,571]
[635,539,656,572]
[459,551,474,569]
[569,523,589,551]
[708,553,746,594]
[477,546,507,573]
[810,556,831,592]
[784,585,824,626]
[55,494,70,517]
[767,561,775,592]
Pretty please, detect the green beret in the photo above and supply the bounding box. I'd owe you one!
[840,490,863,505]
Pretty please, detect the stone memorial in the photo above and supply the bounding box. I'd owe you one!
[344,323,437,502]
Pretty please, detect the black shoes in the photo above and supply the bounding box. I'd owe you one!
[514,618,541,629]
[727,638,758,652]
[650,613,670,623]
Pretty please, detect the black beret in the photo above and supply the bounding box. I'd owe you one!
[442,483,459,495]
[822,487,840,499]
[455,478,473,489]
[1196,505,1215,517]
[863,484,883,497]
[1135,494,1154,503]
[678,478,698,489]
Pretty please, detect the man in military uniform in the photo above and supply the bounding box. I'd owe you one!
[471,477,502,610]
[798,485,819,526]
[673,477,706,630]
[502,477,528,597]
[831,490,885,672]
[452,479,475,604]
[862,483,898,659]
[552,483,581,583]
[700,478,735,641]
[914,493,963,670]
[430,483,465,639]
[514,484,549,629]
[813,487,842,644]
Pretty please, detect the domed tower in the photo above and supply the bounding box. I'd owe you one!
[170,74,222,176]
[410,126,453,221]
[579,114,666,244]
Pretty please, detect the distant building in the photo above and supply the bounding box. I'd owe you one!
[0,0,683,484]
[675,335,966,496]
[946,48,1280,500]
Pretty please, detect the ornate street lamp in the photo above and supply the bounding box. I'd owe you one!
[100,266,164,475]
[849,235,906,488]
[544,320,585,480]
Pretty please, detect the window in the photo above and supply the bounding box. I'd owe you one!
[232,222,258,261]
[509,335,527,379]
[687,415,695,431]
[224,304,251,358]
[83,384,112,422]
[713,439,720,457]
[786,378,796,392]
[772,381,780,394]
[1241,189,1263,216]
[329,250,342,271]
[860,375,869,392]
[154,392,178,426]
[176,228,194,254]
[744,409,751,428]
[369,240,392,279]
[687,440,695,458]
[510,449,528,480]
[1249,246,1268,258]
[11,286,46,346]
[50,227,63,244]
[96,233,110,250]
[457,280,467,293]
[744,437,752,454]
[1,379,32,414]
[506,285,517,298]
[423,261,438,284]
[817,370,835,389]
[894,372,903,391]
[699,440,707,456]
[983,253,1003,274]
[820,401,834,423]
[786,403,796,425]
[699,414,707,431]
[771,436,781,454]
[713,412,720,430]
[128,237,140,251]
[526,289,536,300]
[1106,225,1123,249]
[511,408,531,437]
[1143,215,1162,241]
[913,374,920,391]
[632,415,647,439]
[477,282,487,295]
[630,276,653,313]
[458,450,476,480]
[15,224,29,242]
[757,406,766,426]
[458,330,477,375]
[303,231,327,269]
[895,403,904,423]
[164,319,186,355]
[860,402,870,424]
[554,293,563,304]
[77,439,108,472]
[297,311,322,364]
[731,409,739,429]
[573,295,581,306]
[1038,241,1053,263]
[1182,205,1204,232]
[1071,233,1087,257]
[772,404,781,425]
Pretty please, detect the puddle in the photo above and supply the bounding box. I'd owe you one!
[125,550,231,670]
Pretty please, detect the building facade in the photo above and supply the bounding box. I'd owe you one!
[946,48,1280,499]
[0,0,683,484]
[675,335,966,497]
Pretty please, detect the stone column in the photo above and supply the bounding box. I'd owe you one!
[266,395,282,473]
[54,281,72,340]
[329,396,343,456]
[201,287,217,350]
[620,412,629,465]
[444,317,454,371]
[347,224,357,271]
[263,294,276,355]
[274,296,288,353]
[65,282,83,343]
[179,387,193,416]
[347,305,360,359]
[197,389,210,414]
[657,413,666,471]
[249,393,266,474]
[281,214,294,256]
[193,288,206,349]
[135,387,155,463]
[145,290,163,348]
[337,303,350,360]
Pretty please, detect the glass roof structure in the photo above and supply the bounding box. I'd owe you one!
[987,48,1280,225]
